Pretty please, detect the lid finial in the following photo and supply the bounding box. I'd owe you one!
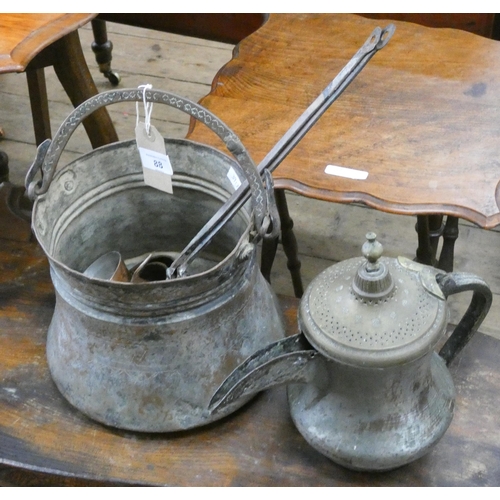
[362,232,383,271]
[353,232,394,300]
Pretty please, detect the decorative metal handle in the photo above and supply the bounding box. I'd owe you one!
[209,333,318,414]
[436,272,492,365]
[25,88,269,235]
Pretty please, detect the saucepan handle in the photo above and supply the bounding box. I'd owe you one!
[436,272,492,365]
[25,88,269,235]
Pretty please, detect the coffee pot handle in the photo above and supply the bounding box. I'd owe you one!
[436,272,492,365]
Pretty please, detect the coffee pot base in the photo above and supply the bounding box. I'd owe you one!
[287,353,455,472]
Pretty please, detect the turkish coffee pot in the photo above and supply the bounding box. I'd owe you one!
[209,232,492,471]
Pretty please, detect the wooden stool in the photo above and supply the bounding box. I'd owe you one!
[0,13,118,241]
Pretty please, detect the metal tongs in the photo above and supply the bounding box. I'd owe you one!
[166,24,396,279]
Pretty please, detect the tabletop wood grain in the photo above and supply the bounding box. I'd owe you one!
[187,13,500,229]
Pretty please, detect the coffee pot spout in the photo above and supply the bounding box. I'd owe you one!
[209,334,318,414]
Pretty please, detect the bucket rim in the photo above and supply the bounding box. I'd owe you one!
[31,137,255,287]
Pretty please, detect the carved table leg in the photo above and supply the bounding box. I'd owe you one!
[260,189,303,298]
[415,214,458,272]
[26,67,52,144]
[261,234,279,283]
[50,31,119,148]
[415,214,444,266]
[91,19,121,86]
[0,150,8,183]
[437,216,459,272]
[415,215,434,266]
[428,214,444,257]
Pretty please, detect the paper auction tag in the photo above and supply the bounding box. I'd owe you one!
[135,121,173,194]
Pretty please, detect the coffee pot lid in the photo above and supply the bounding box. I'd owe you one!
[298,233,449,367]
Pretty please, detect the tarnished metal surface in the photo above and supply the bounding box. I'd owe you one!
[210,333,318,412]
[47,252,284,431]
[210,233,492,471]
[30,135,285,432]
[300,255,447,367]
[287,353,455,471]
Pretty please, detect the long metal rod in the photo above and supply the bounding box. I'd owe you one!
[168,24,395,278]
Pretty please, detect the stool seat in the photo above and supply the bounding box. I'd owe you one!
[0,14,94,73]
[0,13,118,241]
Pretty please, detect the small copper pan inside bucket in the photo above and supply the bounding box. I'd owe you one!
[83,251,129,282]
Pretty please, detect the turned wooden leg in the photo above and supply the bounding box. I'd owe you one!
[415,215,434,266]
[437,216,459,272]
[415,215,444,266]
[50,31,119,148]
[276,190,303,298]
[260,189,303,297]
[428,214,444,257]
[415,214,458,271]
[0,150,8,183]
[91,19,121,85]
[261,234,279,284]
[26,67,52,145]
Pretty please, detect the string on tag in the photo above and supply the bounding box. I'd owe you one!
[135,85,174,195]
[136,84,154,136]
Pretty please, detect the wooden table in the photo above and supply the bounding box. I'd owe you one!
[186,14,500,284]
[188,13,500,227]
[0,236,500,486]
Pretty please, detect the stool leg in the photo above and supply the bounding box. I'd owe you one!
[50,31,119,148]
[91,19,121,85]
